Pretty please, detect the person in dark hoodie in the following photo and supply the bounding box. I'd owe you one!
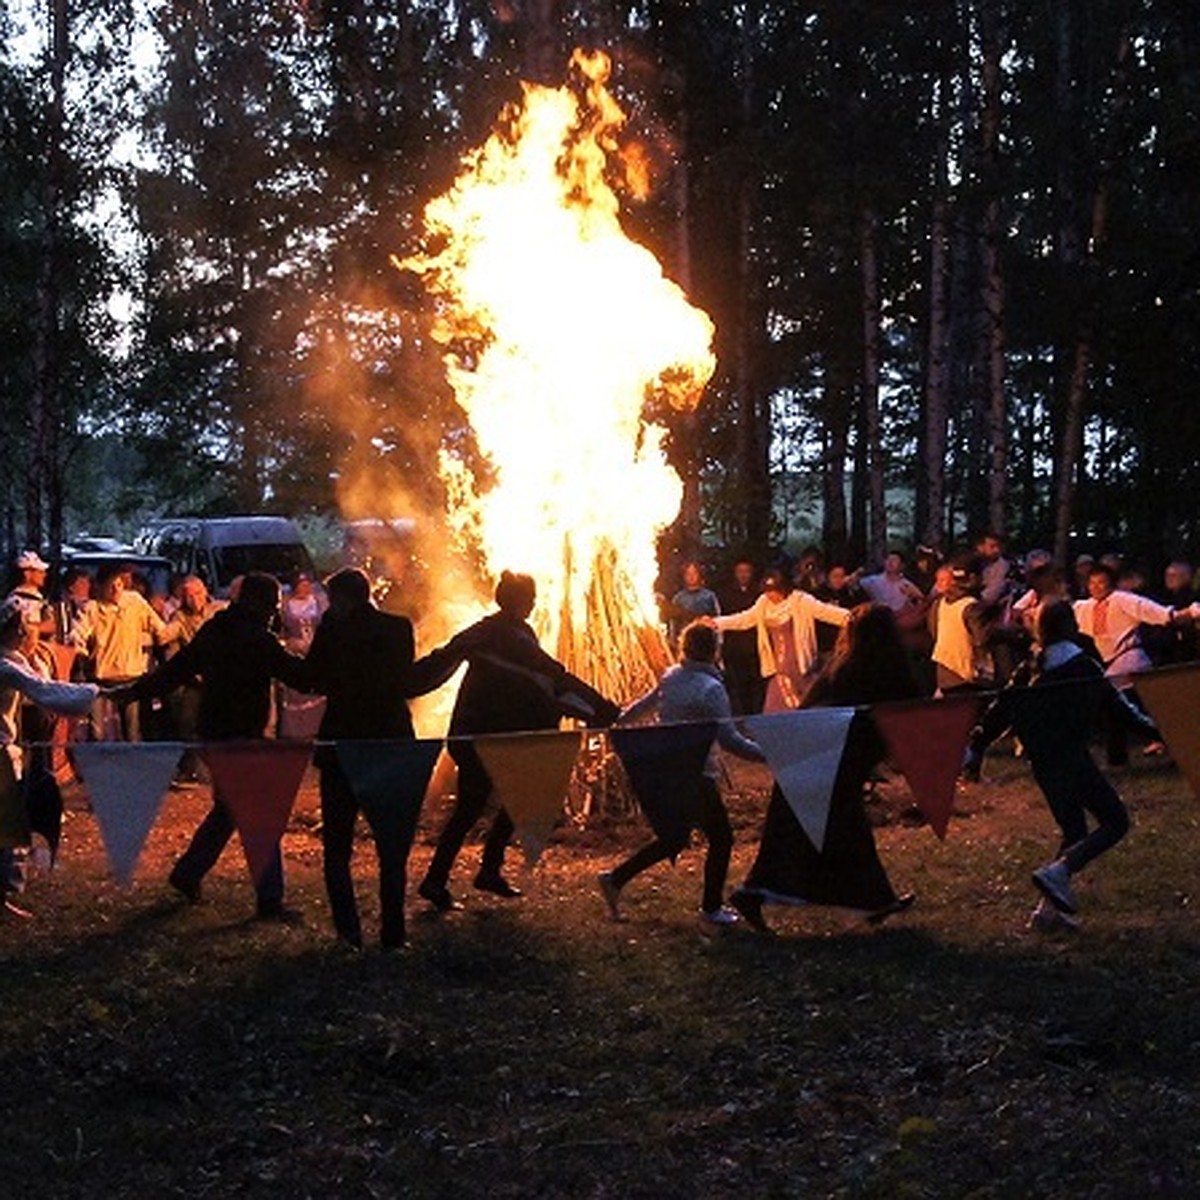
[112,572,309,920]
[964,599,1156,932]
[417,570,619,912]
[301,567,452,950]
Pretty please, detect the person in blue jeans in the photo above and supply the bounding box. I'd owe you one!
[966,599,1155,932]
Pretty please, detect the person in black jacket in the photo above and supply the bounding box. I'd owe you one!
[417,570,619,912]
[965,599,1155,932]
[113,572,308,919]
[302,567,451,949]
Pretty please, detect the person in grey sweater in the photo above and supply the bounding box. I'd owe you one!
[598,620,763,927]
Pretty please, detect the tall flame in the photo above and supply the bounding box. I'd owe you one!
[400,49,715,701]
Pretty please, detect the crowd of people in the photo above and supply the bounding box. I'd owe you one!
[3,532,1199,945]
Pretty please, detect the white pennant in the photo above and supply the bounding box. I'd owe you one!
[72,743,185,887]
[745,708,856,852]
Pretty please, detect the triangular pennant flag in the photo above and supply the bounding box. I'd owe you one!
[71,743,184,886]
[873,694,982,839]
[45,642,77,682]
[609,723,716,856]
[1134,663,1200,799]
[202,742,312,886]
[745,708,856,852]
[336,739,442,854]
[473,731,582,866]
[0,751,30,849]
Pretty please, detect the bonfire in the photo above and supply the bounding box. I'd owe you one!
[400,49,715,705]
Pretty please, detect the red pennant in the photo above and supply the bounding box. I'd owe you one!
[873,694,982,839]
[202,742,312,885]
[45,643,77,682]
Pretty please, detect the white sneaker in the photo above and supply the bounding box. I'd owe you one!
[1028,899,1080,933]
[1032,860,1078,914]
[699,906,740,927]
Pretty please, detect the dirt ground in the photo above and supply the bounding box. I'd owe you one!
[2,746,1198,1198]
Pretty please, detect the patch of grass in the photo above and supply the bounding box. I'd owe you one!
[2,750,1199,1197]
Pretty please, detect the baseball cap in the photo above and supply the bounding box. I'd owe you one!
[16,550,49,571]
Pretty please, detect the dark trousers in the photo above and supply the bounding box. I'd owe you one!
[1034,753,1130,875]
[724,659,766,718]
[1102,684,1151,767]
[171,789,284,912]
[422,742,513,887]
[610,775,733,913]
[320,763,408,948]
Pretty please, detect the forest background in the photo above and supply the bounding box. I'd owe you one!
[3,0,1199,579]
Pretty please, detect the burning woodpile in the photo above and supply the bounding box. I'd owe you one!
[400,49,714,706]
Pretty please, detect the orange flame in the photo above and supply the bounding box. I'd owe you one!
[400,49,715,700]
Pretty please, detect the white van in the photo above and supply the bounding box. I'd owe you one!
[135,516,316,597]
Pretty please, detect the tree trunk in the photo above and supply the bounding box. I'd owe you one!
[732,19,771,556]
[860,204,886,563]
[27,0,69,554]
[918,34,954,553]
[921,184,951,550]
[1052,25,1131,564]
[979,0,1008,538]
[821,361,852,564]
[669,89,703,560]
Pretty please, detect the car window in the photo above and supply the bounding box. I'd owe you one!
[211,544,314,589]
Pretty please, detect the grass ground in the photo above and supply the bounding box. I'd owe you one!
[2,746,1198,1198]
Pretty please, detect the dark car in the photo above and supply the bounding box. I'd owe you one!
[60,551,174,600]
[134,516,315,597]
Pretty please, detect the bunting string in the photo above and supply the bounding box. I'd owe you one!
[3,661,1195,886]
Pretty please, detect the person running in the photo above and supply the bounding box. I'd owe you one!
[730,604,920,934]
[965,599,1155,932]
[302,567,446,950]
[112,573,309,921]
[417,571,618,912]
[598,620,764,927]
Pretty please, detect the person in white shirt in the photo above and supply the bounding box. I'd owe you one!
[1073,563,1197,764]
[1073,563,1180,678]
[71,562,169,740]
[712,568,850,709]
[0,598,98,919]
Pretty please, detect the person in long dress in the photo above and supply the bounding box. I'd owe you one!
[712,568,849,711]
[730,603,919,933]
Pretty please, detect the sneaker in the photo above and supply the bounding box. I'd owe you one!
[473,871,522,899]
[1032,861,1077,914]
[417,878,463,912]
[597,871,623,921]
[1027,900,1080,933]
[729,888,772,934]
[698,906,740,928]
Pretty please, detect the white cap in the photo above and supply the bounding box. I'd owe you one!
[15,550,49,571]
